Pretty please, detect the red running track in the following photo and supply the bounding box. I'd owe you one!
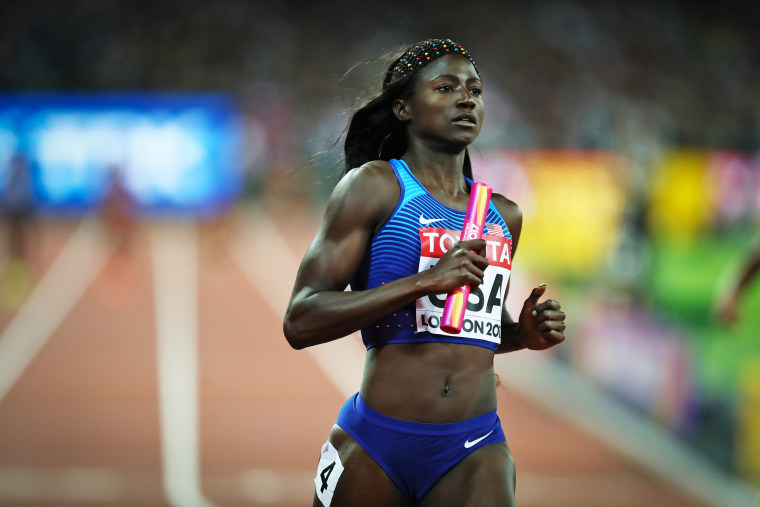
[0,207,707,506]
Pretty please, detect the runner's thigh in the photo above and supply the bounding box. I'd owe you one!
[313,425,412,507]
[418,441,516,507]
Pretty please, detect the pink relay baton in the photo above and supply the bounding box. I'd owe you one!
[440,182,493,334]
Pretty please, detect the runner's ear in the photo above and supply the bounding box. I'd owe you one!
[392,99,409,121]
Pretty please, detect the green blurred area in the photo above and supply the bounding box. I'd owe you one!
[476,148,760,479]
[651,231,760,397]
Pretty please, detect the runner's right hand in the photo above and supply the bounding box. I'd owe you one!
[420,238,488,294]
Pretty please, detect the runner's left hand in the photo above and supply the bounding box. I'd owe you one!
[517,284,566,350]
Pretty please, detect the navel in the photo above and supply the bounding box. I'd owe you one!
[442,382,451,396]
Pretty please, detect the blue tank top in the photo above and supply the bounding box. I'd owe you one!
[350,159,513,351]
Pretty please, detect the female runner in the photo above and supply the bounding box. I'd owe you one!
[284,38,566,507]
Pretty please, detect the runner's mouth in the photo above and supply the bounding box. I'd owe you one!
[452,113,477,126]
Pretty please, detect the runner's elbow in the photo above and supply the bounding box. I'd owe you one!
[283,320,302,349]
[282,307,312,349]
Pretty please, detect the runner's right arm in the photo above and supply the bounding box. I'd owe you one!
[283,162,487,349]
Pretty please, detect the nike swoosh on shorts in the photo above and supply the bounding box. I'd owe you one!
[464,430,494,448]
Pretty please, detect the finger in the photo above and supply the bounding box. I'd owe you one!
[543,330,565,344]
[536,325,565,339]
[450,264,484,287]
[529,283,547,301]
[536,320,567,333]
[528,284,547,316]
[536,319,566,332]
[533,309,565,323]
[528,329,565,349]
[535,299,562,313]
[469,276,484,289]
[468,252,489,269]
[466,265,485,282]
[459,238,486,251]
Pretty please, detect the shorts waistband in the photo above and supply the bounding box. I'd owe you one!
[353,392,498,437]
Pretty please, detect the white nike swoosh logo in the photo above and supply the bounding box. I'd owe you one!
[464,430,494,448]
[419,214,446,226]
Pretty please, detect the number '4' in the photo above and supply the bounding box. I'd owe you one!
[320,461,336,493]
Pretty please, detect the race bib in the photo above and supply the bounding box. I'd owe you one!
[314,441,344,507]
[416,228,511,344]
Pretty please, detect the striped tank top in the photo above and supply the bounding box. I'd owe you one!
[350,159,513,352]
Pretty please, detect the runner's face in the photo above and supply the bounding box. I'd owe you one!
[398,54,484,150]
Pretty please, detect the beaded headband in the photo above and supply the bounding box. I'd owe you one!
[388,38,479,85]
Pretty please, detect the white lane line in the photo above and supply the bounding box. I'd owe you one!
[495,353,759,507]
[228,207,364,399]
[150,222,214,507]
[0,218,115,404]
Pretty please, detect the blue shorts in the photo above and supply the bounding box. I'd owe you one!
[336,392,506,502]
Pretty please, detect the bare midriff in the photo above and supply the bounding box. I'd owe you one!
[360,342,497,423]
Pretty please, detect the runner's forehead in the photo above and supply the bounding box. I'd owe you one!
[416,55,481,83]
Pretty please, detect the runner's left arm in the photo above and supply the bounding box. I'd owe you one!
[491,194,566,353]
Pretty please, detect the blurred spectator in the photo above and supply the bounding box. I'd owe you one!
[2,154,34,259]
[0,153,36,309]
[714,233,760,326]
[92,165,140,307]
[99,164,137,255]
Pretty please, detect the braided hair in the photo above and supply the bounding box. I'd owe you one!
[342,39,478,180]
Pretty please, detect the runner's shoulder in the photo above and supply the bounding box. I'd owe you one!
[491,193,522,236]
[334,160,400,212]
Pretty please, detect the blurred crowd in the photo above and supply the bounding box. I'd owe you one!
[1,0,758,189]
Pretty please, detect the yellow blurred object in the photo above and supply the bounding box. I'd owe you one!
[0,258,33,311]
[515,151,626,277]
[737,360,760,484]
[649,150,714,243]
